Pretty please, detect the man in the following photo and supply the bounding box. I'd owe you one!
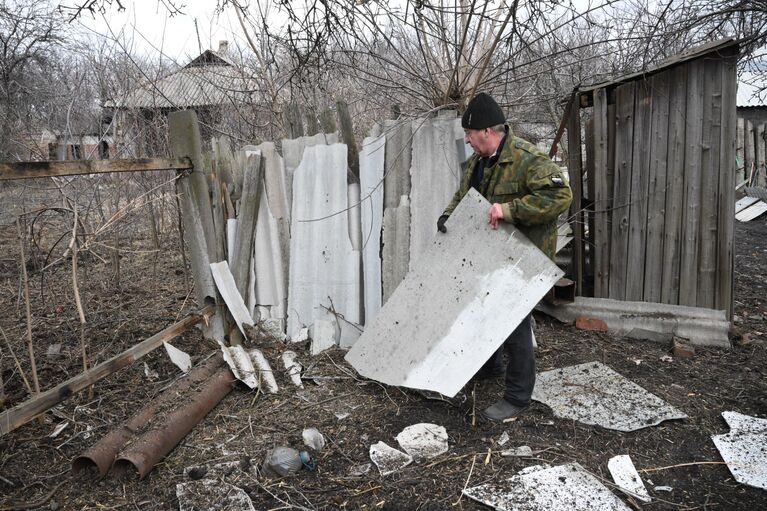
[438,92,572,421]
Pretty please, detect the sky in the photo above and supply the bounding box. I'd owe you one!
[73,1,248,64]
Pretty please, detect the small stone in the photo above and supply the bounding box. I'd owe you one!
[49,501,59,511]
[575,316,608,332]
[672,338,695,359]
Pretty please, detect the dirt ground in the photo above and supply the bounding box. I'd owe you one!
[1,184,766,510]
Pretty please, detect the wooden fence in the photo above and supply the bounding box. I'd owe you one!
[737,117,767,186]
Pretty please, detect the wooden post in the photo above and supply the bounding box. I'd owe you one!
[336,100,360,182]
[0,306,217,436]
[584,116,596,296]
[661,65,688,305]
[745,120,755,183]
[319,108,337,133]
[643,71,671,303]
[566,98,584,295]
[757,123,766,186]
[608,82,636,301]
[231,154,263,299]
[305,106,320,136]
[736,117,745,181]
[679,59,705,307]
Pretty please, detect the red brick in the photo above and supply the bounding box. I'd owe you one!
[575,316,609,332]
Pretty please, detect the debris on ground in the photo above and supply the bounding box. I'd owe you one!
[369,441,413,475]
[463,463,631,510]
[607,454,651,502]
[532,361,687,431]
[163,341,192,373]
[711,411,767,490]
[395,423,448,462]
[176,479,256,511]
[302,427,326,451]
[499,445,533,457]
[262,446,316,477]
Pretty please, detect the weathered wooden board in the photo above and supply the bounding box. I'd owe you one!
[567,103,584,295]
[625,79,652,301]
[696,58,723,309]
[643,71,671,303]
[661,65,688,305]
[585,116,596,295]
[608,82,635,300]
[745,120,756,181]
[0,158,193,181]
[716,50,738,317]
[592,88,610,298]
[737,117,745,180]
[679,59,705,307]
[757,123,767,187]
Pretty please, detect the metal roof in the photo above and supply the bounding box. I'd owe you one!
[106,56,258,110]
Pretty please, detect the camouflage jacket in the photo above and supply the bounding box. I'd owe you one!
[442,126,572,260]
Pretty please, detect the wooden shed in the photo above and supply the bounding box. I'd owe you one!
[566,39,739,318]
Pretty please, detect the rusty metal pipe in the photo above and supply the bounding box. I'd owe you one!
[112,360,236,479]
[72,353,226,477]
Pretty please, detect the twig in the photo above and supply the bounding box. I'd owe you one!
[0,480,66,511]
[454,454,477,505]
[0,326,33,395]
[68,202,90,398]
[16,220,40,396]
[639,461,728,473]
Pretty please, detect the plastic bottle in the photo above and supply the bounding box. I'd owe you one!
[262,446,317,477]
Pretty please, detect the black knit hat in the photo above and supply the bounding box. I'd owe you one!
[462,93,505,129]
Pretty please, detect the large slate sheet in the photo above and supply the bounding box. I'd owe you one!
[345,189,562,397]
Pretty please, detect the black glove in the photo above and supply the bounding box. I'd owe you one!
[437,215,449,233]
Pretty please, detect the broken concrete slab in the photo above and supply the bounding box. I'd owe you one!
[360,134,386,325]
[177,479,256,511]
[408,116,463,267]
[287,144,361,341]
[370,441,413,476]
[210,261,254,336]
[463,463,631,511]
[395,423,448,462]
[381,195,411,303]
[346,189,562,397]
[608,454,651,502]
[537,297,730,347]
[532,361,687,432]
[712,411,767,490]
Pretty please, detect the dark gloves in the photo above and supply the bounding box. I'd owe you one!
[437,215,449,233]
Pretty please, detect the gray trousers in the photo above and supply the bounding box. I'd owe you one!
[481,314,535,407]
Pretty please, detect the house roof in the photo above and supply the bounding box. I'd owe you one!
[105,48,257,110]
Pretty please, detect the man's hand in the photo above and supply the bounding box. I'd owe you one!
[488,203,503,230]
[437,215,449,233]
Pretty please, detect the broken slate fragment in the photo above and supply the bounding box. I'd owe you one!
[532,361,687,432]
[176,480,255,511]
[395,423,448,462]
[463,463,630,511]
[496,431,510,446]
[349,463,372,477]
[712,411,767,490]
[607,454,651,502]
[500,446,533,457]
[370,441,413,475]
[163,341,192,373]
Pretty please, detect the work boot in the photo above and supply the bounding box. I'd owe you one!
[482,399,528,422]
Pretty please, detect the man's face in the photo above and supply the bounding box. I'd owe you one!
[463,128,494,157]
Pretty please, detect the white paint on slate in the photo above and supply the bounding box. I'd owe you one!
[408,116,463,267]
[254,189,287,321]
[360,134,386,325]
[463,463,631,511]
[712,411,767,490]
[163,342,192,373]
[532,361,688,432]
[370,441,413,476]
[287,144,361,341]
[210,261,254,336]
[345,189,562,397]
[395,423,448,462]
[608,454,652,502]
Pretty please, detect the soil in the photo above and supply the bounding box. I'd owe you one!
[1,182,766,510]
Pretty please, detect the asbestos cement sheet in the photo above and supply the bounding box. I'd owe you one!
[395,423,448,462]
[736,200,767,222]
[408,115,463,267]
[532,361,687,432]
[345,189,562,397]
[210,261,254,336]
[282,133,338,213]
[381,195,411,303]
[360,134,386,325]
[608,455,651,502]
[287,144,361,340]
[253,188,287,322]
[712,411,767,490]
[464,463,630,511]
